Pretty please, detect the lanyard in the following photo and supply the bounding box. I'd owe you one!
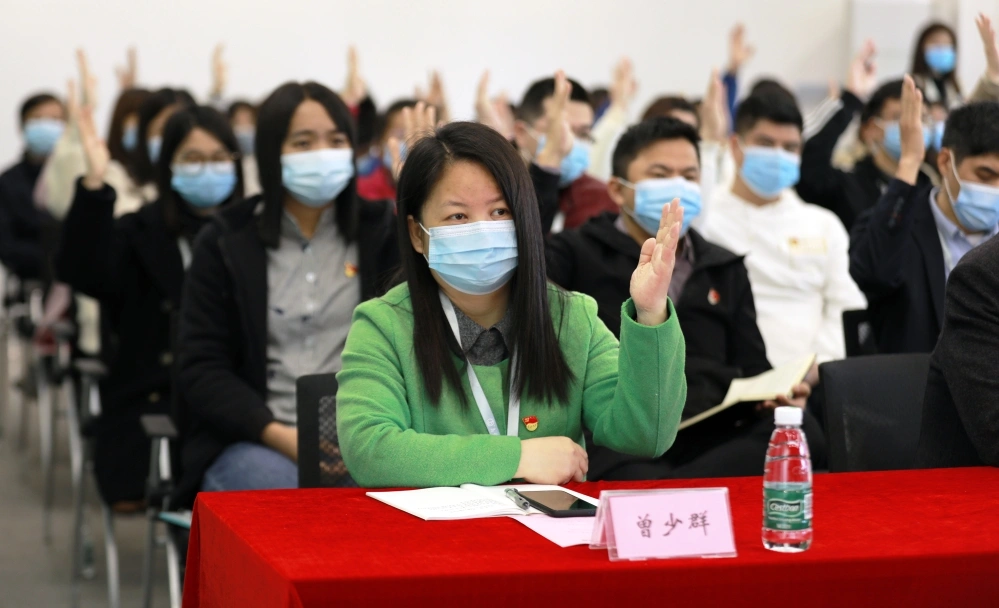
[438,291,520,436]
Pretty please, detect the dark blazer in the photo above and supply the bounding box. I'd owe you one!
[55,181,181,503]
[546,214,771,479]
[796,91,933,230]
[0,157,45,279]
[175,196,398,507]
[849,179,945,354]
[915,235,999,469]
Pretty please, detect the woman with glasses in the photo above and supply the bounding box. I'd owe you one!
[55,105,243,511]
[173,82,398,505]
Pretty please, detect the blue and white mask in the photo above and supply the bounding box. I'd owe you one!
[925,46,957,74]
[535,134,591,188]
[621,176,702,236]
[739,145,801,199]
[170,162,237,209]
[24,118,65,157]
[281,148,355,207]
[945,159,999,232]
[421,220,518,295]
[880,121,932,160]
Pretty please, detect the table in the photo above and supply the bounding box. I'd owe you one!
[183,467,999,607]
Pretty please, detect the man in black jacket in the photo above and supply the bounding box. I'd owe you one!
[915,234,999,469]
[850,79,999,355]
[546,117,822,480]
[796,44,934,231]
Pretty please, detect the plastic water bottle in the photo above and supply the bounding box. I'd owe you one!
[762,406,813,552]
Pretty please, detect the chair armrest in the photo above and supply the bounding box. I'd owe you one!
[74,358,107,378]
[141,414,178,440]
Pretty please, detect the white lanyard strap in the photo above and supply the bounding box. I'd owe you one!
[438,291,519,437]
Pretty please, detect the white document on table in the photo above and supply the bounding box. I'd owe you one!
[367,484,599,546]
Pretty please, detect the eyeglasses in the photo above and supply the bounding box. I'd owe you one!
[171,154,239,176]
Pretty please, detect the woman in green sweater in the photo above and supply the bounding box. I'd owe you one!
[336,120,687,488]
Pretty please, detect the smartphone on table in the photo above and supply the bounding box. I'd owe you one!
[514,489,597,518]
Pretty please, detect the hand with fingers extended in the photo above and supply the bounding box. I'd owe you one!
[341,46,367,107]
[416,70,450,123]
[699,68,729,143]
[388,101,437,181]
[976,13,999,84]
[475,71,515,139]
[534,70,573,170]
[630,199,683,327]
[75,86,110,191]
[846,39,878,100]
[76,49,98,112]
[609,57,638,111]
[896,75,926,185]
[115,46,138,91]
[727,23,755,74]
[514,437,588,484]
[211,43,227,99]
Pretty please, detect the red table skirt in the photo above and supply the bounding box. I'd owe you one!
[183,467,999,607]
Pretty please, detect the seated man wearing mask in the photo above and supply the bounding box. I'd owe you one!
[513,72,617,232]
[699,91,866,376]
[851,78,999,355]
[546,117,822,480]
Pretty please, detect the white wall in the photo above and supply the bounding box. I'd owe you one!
[0,0,991,168]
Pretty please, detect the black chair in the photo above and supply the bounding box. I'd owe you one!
[296,373,356,489]
[820,353,931,472]
[843,309,878,358]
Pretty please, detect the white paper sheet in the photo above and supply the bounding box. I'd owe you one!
[507,514,599,547]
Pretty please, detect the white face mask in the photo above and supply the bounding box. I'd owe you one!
[280,148,355,207]
[420,220,519,295]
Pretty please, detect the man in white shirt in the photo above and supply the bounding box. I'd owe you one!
[700,91,867,372]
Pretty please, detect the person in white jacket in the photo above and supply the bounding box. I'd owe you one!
[699,90,866,378]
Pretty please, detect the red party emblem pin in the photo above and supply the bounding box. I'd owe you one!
[522,416,539,432]
[708,288,721,305]
[344,262,359,278]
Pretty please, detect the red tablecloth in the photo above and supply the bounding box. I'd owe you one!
[183,467,999,607]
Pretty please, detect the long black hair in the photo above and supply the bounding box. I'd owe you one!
[157,105,244,235]
[254,81,360,248]
[107,88,150,180]
[135,88,195,186]
[395,121,574,407]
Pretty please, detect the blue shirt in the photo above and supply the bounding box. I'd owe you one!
[928,188,999,279]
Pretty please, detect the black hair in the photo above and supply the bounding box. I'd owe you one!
[19,93,62,126]
[157,105,244,234]
[589,87,610,114]
[135,88,195,186]
[747,78,796,101]
[734,91,803,135]
[941,101,999,163]
[376,98,418,144]
[516,77,591,124]
[641,96,699,125]
[356,95,379,154]
[227,100,257,121]
[107,88,150,178]
[612,117,701,180]
[255,81,360,248]
[860,80,905,124]
[911,22,961,94]
[395,121,574,407]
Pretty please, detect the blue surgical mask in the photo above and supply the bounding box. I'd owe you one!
[383,141,407,171]
[148,136,163,164]
[121,124,138,152]
[24,118,64,157]
[535,134,591,188]
[170,162,237,209]
[420,220,518,295]
[357,153,380,177]
[932,122,945,151]
[234,127,255,156]
[621,176,702,236]
[925,46,956,74]
[739,145,801,199]
[945,159,999,232]
[880,121,932,161]
[281,148,355,207]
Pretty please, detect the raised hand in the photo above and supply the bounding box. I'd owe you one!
[475,70,510,137]
[534,70,573,169]
[76,49,98,111]
[846,39,878,100]
[727,23,755,74]
[341,46,367,107]
[896,75,925,185]
[115,46,138,90]
[699,68,729,143]
[609,57,638,111]
[388,101,437,181]
[417,70,451,123]
[211,43,227,99]
[977,13,999,84]
[630,199,683,326]
[75,83,110,190]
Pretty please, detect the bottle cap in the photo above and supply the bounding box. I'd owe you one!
[774,406,803,426]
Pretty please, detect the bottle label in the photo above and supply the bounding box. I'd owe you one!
[764,488,812,531]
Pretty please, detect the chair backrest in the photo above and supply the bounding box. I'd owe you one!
[842,309,878,358]
[820,353,931,473]
[296,373,356,489]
